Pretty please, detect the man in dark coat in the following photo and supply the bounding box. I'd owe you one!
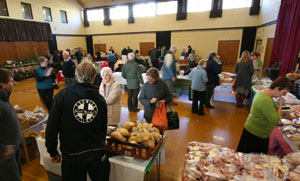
[0,68,22,181]
[46,62,110,180]
[205,52,222,108]
[121,48,128,55]
[122,53,144,112]
[150,48,160,69]
[62,51,76,85]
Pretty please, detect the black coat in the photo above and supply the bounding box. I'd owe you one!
[205,58,222,85]
[139,79,171,122]
[46,83,107,161]
[234,60,254,91]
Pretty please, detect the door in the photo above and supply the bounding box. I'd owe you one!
[140,42,155,56]
[263,38,274,68]
[217,40,240,65]
[94,44,106,53]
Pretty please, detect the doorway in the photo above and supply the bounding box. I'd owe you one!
[263,38,274,68]
[140,42,155,56]
[94,43,106,53]
[218,40,240,65]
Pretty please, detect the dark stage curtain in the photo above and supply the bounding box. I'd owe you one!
[0,18,52,41]
[270,0,300,76]
[209,0,223,18]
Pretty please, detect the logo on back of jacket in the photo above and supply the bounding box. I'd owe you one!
[73,99,98,123]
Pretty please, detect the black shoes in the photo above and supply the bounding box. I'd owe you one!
[205,105,215,109]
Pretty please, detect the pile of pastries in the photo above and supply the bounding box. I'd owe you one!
[109,121,162,150]
[15,105,46,125]
[183,142,290,181]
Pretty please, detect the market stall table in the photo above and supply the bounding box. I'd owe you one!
[36,136,167,181]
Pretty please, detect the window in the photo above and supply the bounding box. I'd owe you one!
[223,0,252,10]
[87,9,104,21]
[187,0,212,12]
[60,10,68,23]
[157,1,177,15]
[110,6,128,20]
[133,2,155,18]
[43,7,52,21]
[21,2,33,19]
[0,0,8,16]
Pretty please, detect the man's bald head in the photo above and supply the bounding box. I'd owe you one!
[62,51,70,61]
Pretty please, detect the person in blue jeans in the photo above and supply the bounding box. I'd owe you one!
[189,60,208,115]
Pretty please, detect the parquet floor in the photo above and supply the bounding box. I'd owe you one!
[10,65,251,181]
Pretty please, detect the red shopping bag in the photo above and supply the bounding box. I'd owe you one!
[152,101,168,129]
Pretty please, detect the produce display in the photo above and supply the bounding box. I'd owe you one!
[182,142,289,181]
[15,105,47,129]
[107,120,163,159]
[278,119,300,152]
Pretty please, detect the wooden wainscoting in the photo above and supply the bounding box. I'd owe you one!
[0,41,49,64]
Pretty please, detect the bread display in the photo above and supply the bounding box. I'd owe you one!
[15,105,46,128]
[182,142,291,181]
[108,120,163,150]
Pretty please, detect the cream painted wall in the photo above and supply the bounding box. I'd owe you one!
[259,0,281,24]
[255,24,277,63]
[56,36,87,52]
[171,29,243,58]
[4,0,84,34]
[85,8,258,34]
[82,0,147,8]
[93,33,156,55]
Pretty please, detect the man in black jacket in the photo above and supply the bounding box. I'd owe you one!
[0,68,22,181]
[46,62,110,181]
[62,51,76,85]
[205,52,222,108]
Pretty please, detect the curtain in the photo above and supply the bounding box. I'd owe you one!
[128,4,134,24]
[270,0,300,76]
[176,0,187,20]
[250,0,261,15]
[103,8,112,26]
[86,35,94,56]
[210,0,223,18]
[0,19,52,41]
[83,9,89,27]
[240,27,257,56]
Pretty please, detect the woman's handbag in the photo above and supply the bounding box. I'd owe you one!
[20,133,39,163]
[152,101,168,129]
[166,105,180,130]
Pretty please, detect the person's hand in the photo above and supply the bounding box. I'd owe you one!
[172,77,176,82]
[279,97,286,106]
[151,98,157,104]
[45,68,53,76]
[1,145,15,161]
[50,153,61,164]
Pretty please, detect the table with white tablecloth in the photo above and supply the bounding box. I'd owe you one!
[36,136,167,181]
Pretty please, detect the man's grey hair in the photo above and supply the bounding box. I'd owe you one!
[38,56,48,65]
[75,61,96,83]
[62,51,70,56]
[169,46,177,52]
[100,67,113,77]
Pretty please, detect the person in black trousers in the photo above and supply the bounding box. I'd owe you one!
[205,52,222,108]
[34,57,55,111]
[189,60,208,115]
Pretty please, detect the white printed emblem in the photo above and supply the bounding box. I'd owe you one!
[73,99,98,123]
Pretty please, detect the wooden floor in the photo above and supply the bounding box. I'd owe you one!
[11,65,251,181]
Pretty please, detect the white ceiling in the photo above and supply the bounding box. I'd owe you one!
[80,0,150,8]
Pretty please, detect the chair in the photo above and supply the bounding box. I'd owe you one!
[264,61,282,81]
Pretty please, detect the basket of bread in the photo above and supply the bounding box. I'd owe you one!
[106,120,164,160]
[15,105,47,130]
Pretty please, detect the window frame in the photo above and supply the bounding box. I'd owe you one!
[43,6,52,22]
[21,2,33,19]
[0,0,9,17]
[60,10,68,24]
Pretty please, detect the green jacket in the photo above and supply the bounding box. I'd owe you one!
[122,60,144,89]
[244,91,281,139]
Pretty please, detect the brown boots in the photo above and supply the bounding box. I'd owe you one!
[236,94,246,107]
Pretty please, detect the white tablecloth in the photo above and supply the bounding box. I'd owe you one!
[112,72,148,85]
[36,136,165,181]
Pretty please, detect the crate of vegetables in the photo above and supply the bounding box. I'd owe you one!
[106,121,164,160]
